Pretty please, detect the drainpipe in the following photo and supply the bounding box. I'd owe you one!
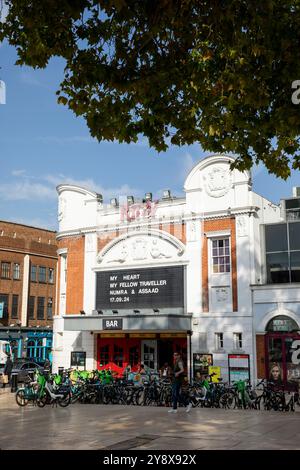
[187,330,192,383]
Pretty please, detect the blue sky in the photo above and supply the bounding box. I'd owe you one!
[0,40,299,231]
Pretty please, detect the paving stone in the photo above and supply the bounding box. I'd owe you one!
[1,391,300,450]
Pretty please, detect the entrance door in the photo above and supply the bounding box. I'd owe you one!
[141,340,157,372]
[266,333,300,389]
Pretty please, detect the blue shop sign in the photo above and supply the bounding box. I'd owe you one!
[0,302,4,319]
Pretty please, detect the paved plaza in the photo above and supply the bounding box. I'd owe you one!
[0,388,300,450]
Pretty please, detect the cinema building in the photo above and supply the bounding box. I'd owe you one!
[53,153,299,384]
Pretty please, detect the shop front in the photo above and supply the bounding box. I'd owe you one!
[0,327,53,365]
[97,332,187,376]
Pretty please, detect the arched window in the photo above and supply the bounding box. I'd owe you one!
[36,339,43,359]
[27,340,35,358]
[266,315,299,333]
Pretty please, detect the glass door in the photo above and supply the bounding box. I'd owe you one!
[141,340,157,372]
[266,333,300,390]
[267,336,283,384]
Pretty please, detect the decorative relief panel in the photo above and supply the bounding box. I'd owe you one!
[236,216,248,237]
[187,220,197,242]
[86,234,97,252]
[203,166,232,198]
[216,287,230,302]
[96,233,184,265]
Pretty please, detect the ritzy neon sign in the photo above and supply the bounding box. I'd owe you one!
[120,200,158,223]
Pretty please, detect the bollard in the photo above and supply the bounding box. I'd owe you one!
[58,367,64,377]
[11,373,18,393]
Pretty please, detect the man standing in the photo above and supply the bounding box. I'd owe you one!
[168,352,192,413]
[3,354,13,389]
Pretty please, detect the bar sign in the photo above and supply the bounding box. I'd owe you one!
[103,318,123,330]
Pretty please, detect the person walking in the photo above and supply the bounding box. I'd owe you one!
[2,354,13,389]
[168,352,192,413]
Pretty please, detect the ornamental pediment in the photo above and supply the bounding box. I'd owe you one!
[96,230,185,266]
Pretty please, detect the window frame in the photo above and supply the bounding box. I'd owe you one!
[11,294,19,319]
[28,296,35,320]
[48,267,54,284]
[13,263,21,280]
[233,332,243,350]
[1,261,11,279]
[215,332,224,350]
[0,293,9,318]
[37,296,45,320]
[30,264,37,282]
[47,297,53,320]
[38,266,47,284]
[265,221,300,284]
[211,238,231,274]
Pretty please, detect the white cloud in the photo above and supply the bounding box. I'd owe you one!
[5,170,142,203]
[19,70,46,88]
[11,169,27,177]
[43,174,141,199]
[0,181,56,201]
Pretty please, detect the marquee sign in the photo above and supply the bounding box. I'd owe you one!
[96,266,184,310]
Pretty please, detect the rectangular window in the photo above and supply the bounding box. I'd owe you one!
[212,239,230,273]
[28,296,35,319]
[291,251,300,282]
[215,332,224,350]
[289,222,300,250]
[0,294,9,318]
[1,262,10,279]
[48,268,54,284]
[265,224,288,252]
[37,297,45,320]
[13,263,21,280]
[31,264,37,282]
[38,266,46,283]
[265,222,300,284]
[233,333,243,350]
[11,295,19,319]
[266,252,289,283]
[47,298,53,319]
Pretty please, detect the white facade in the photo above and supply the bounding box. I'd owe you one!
[53,153,288,383]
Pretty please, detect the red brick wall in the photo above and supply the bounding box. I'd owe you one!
[57,236,85,314]
[28,255,57,328]
[202,217,237,312]
[0,220,56,256]
[0,220,57,327]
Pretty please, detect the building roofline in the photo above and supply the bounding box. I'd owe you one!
[0,220,57,234]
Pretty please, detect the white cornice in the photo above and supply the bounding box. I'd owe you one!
[56,184,98,199]
[56,206,259,240]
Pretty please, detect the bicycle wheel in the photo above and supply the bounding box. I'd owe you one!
[16,389,28,407]
[36,394,47,408]
[135,388,145,406]
[102,385,112,404]
[58,393,71,407]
